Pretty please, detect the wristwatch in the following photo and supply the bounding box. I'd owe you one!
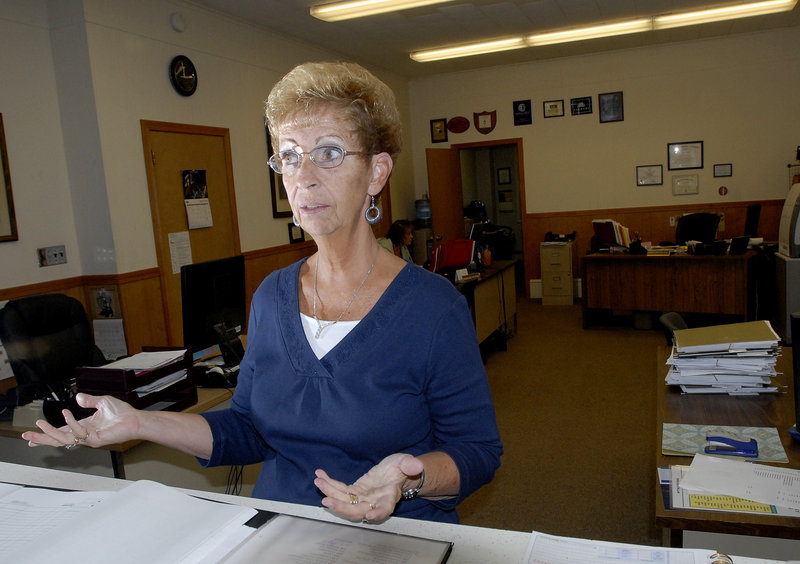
[400,469,425,500]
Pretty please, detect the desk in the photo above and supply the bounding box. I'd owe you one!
[463,260,517,344]
[583,252,757,327]
[0,462,782,564]
[0,387,232,479]
[655,346,800,545]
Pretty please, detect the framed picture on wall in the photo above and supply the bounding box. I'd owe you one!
[668,141,703,170]
[497,167,511,185]
[288,222,304,244]
[0,114,19,243]
[598,91,623,123]
[636,165,663,186]
[713,163,733,177]
[266,128,292,218]
[430,118,448,143]
[543,99,564,118]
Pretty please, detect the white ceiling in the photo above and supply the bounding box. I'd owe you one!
[186,0,800,77]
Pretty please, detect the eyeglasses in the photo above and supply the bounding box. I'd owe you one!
[268,145,368,174]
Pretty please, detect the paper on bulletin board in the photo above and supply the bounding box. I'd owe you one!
[185,199,213,229]
[183,169,213,229]
[92,318,128,360]
[169,231,192,275]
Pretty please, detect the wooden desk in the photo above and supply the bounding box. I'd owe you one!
[463,260,517,344]
[655,346,800,545]
[0,387,232,479]
[583,251,757,327]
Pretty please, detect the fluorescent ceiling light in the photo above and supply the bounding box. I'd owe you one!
[410,37,527,62]
[311,0,456,22]
[654,0,797,29]
[527,19,653,46]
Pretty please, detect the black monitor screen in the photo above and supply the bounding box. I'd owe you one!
[180,255,245,362]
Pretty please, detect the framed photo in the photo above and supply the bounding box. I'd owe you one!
[288,222,304,244]
[265,128,292,218]
[598,91,623,123]
[0,114,19,242]
[430,118,448,143]
[714,163,733,177]
[513,99,532,126]
[668,141,703,170]
[543,99,564,118]
[636,165,663,186]
[497,167,511,185]
[672,174,700,196]
[570,96,592,116]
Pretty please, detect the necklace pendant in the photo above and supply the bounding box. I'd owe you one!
[314,322,326,339]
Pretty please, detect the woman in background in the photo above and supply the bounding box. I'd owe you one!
[378,219,414,260]
[22,61,502,525]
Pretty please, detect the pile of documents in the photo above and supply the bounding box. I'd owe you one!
[591,218,632,248]
[665,320,781,395]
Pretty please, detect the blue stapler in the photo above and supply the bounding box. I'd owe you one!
[704,434,758,458]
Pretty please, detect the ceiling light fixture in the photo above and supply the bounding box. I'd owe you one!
[654,0,797,29]
[410,37,527,62]
[311,0,456,22]
[410,0,798,62]
[527,19,653,47]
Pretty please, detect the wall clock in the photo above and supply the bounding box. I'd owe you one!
[169,55,197,96]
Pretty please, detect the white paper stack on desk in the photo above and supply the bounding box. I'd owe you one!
[665,320,781,395]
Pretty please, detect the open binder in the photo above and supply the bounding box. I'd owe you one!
[76,347,197,411]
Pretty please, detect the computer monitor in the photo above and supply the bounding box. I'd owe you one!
[744,203,761,238]
[180,255,246,365]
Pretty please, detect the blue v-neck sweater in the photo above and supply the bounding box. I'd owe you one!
[200,260,503,523]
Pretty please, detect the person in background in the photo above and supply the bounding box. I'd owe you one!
[378,219,414,261]
[22,61,502,525]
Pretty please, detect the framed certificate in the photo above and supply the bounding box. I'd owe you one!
[636,165,663,186]
[668,141,703,170]
[714,163,733,177]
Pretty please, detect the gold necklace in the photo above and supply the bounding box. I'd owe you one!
[312,245,380,339]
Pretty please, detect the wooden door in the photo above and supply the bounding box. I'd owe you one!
[141,121,241,346]
[425,147,464,244]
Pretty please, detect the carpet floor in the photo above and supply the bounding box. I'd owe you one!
[457,298,666,547]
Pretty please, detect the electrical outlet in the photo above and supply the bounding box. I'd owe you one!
[669,216,676,227]
[37,245,67,267]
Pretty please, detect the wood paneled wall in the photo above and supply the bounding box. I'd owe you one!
[0,242,316,356]
[522,199,783,297]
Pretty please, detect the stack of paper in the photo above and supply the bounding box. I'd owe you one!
[591,219,631,248]
[665,320,781,395]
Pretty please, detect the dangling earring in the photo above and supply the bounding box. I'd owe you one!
[293,215,300,227]
[365,196,382,224]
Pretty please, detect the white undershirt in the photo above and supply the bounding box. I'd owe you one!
[300,313,359,359]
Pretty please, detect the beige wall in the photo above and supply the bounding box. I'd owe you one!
[408,28,800,214]
[0,0,414,290]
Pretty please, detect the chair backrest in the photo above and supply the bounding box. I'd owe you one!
[744,203,761,238]
[0,294,105,403]
[675,213,721,245]
[658,312,688,346]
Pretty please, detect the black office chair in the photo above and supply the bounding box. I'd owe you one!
[675,213,721,245]
[744,203,761,238]
[659,311,688,346]
[0,294,106,425]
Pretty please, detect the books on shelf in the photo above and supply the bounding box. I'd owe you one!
[665,320,781,395]
[591,219,631,249]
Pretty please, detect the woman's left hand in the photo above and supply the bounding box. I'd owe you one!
[314,453,423,523]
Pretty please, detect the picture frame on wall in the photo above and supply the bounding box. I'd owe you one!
[543,99,564,118]
[668,141,703,170]
[570,96,592,116]
[713,163,733,177]
[636,164,663,186]
[598,91,623,123]
[0,113,19,243]
[288,222,305,244]
[497,167,511,185]
[430,118,448,143]
[266,127,292,218]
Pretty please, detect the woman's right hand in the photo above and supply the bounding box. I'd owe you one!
[21,393,141,450]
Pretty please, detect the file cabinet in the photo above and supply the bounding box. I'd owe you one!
[540,242,574,305]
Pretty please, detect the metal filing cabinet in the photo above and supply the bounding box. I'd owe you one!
[540,241,574,305]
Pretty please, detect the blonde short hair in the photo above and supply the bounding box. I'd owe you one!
[265,62,402,161]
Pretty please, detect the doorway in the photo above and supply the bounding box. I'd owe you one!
[140,120,241,347]
[425,139,525,286]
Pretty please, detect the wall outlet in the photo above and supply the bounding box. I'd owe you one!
[717,212,725,232]
[37,245,67,267]
[669,216,676,227]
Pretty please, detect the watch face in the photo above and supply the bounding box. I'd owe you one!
[169,55,197,96]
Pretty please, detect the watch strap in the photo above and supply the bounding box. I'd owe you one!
[400,469,425,500]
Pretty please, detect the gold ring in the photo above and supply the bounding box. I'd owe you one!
[64,436,81,450]
[361,517,369,524]
[348,493,359,504]
[75,430,89,442]
[369,502,376,510]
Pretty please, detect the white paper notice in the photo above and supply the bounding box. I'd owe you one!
[92,318,128,360]
[169,231,192,274]
[680,453,800,511]
[185,198,213,229]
